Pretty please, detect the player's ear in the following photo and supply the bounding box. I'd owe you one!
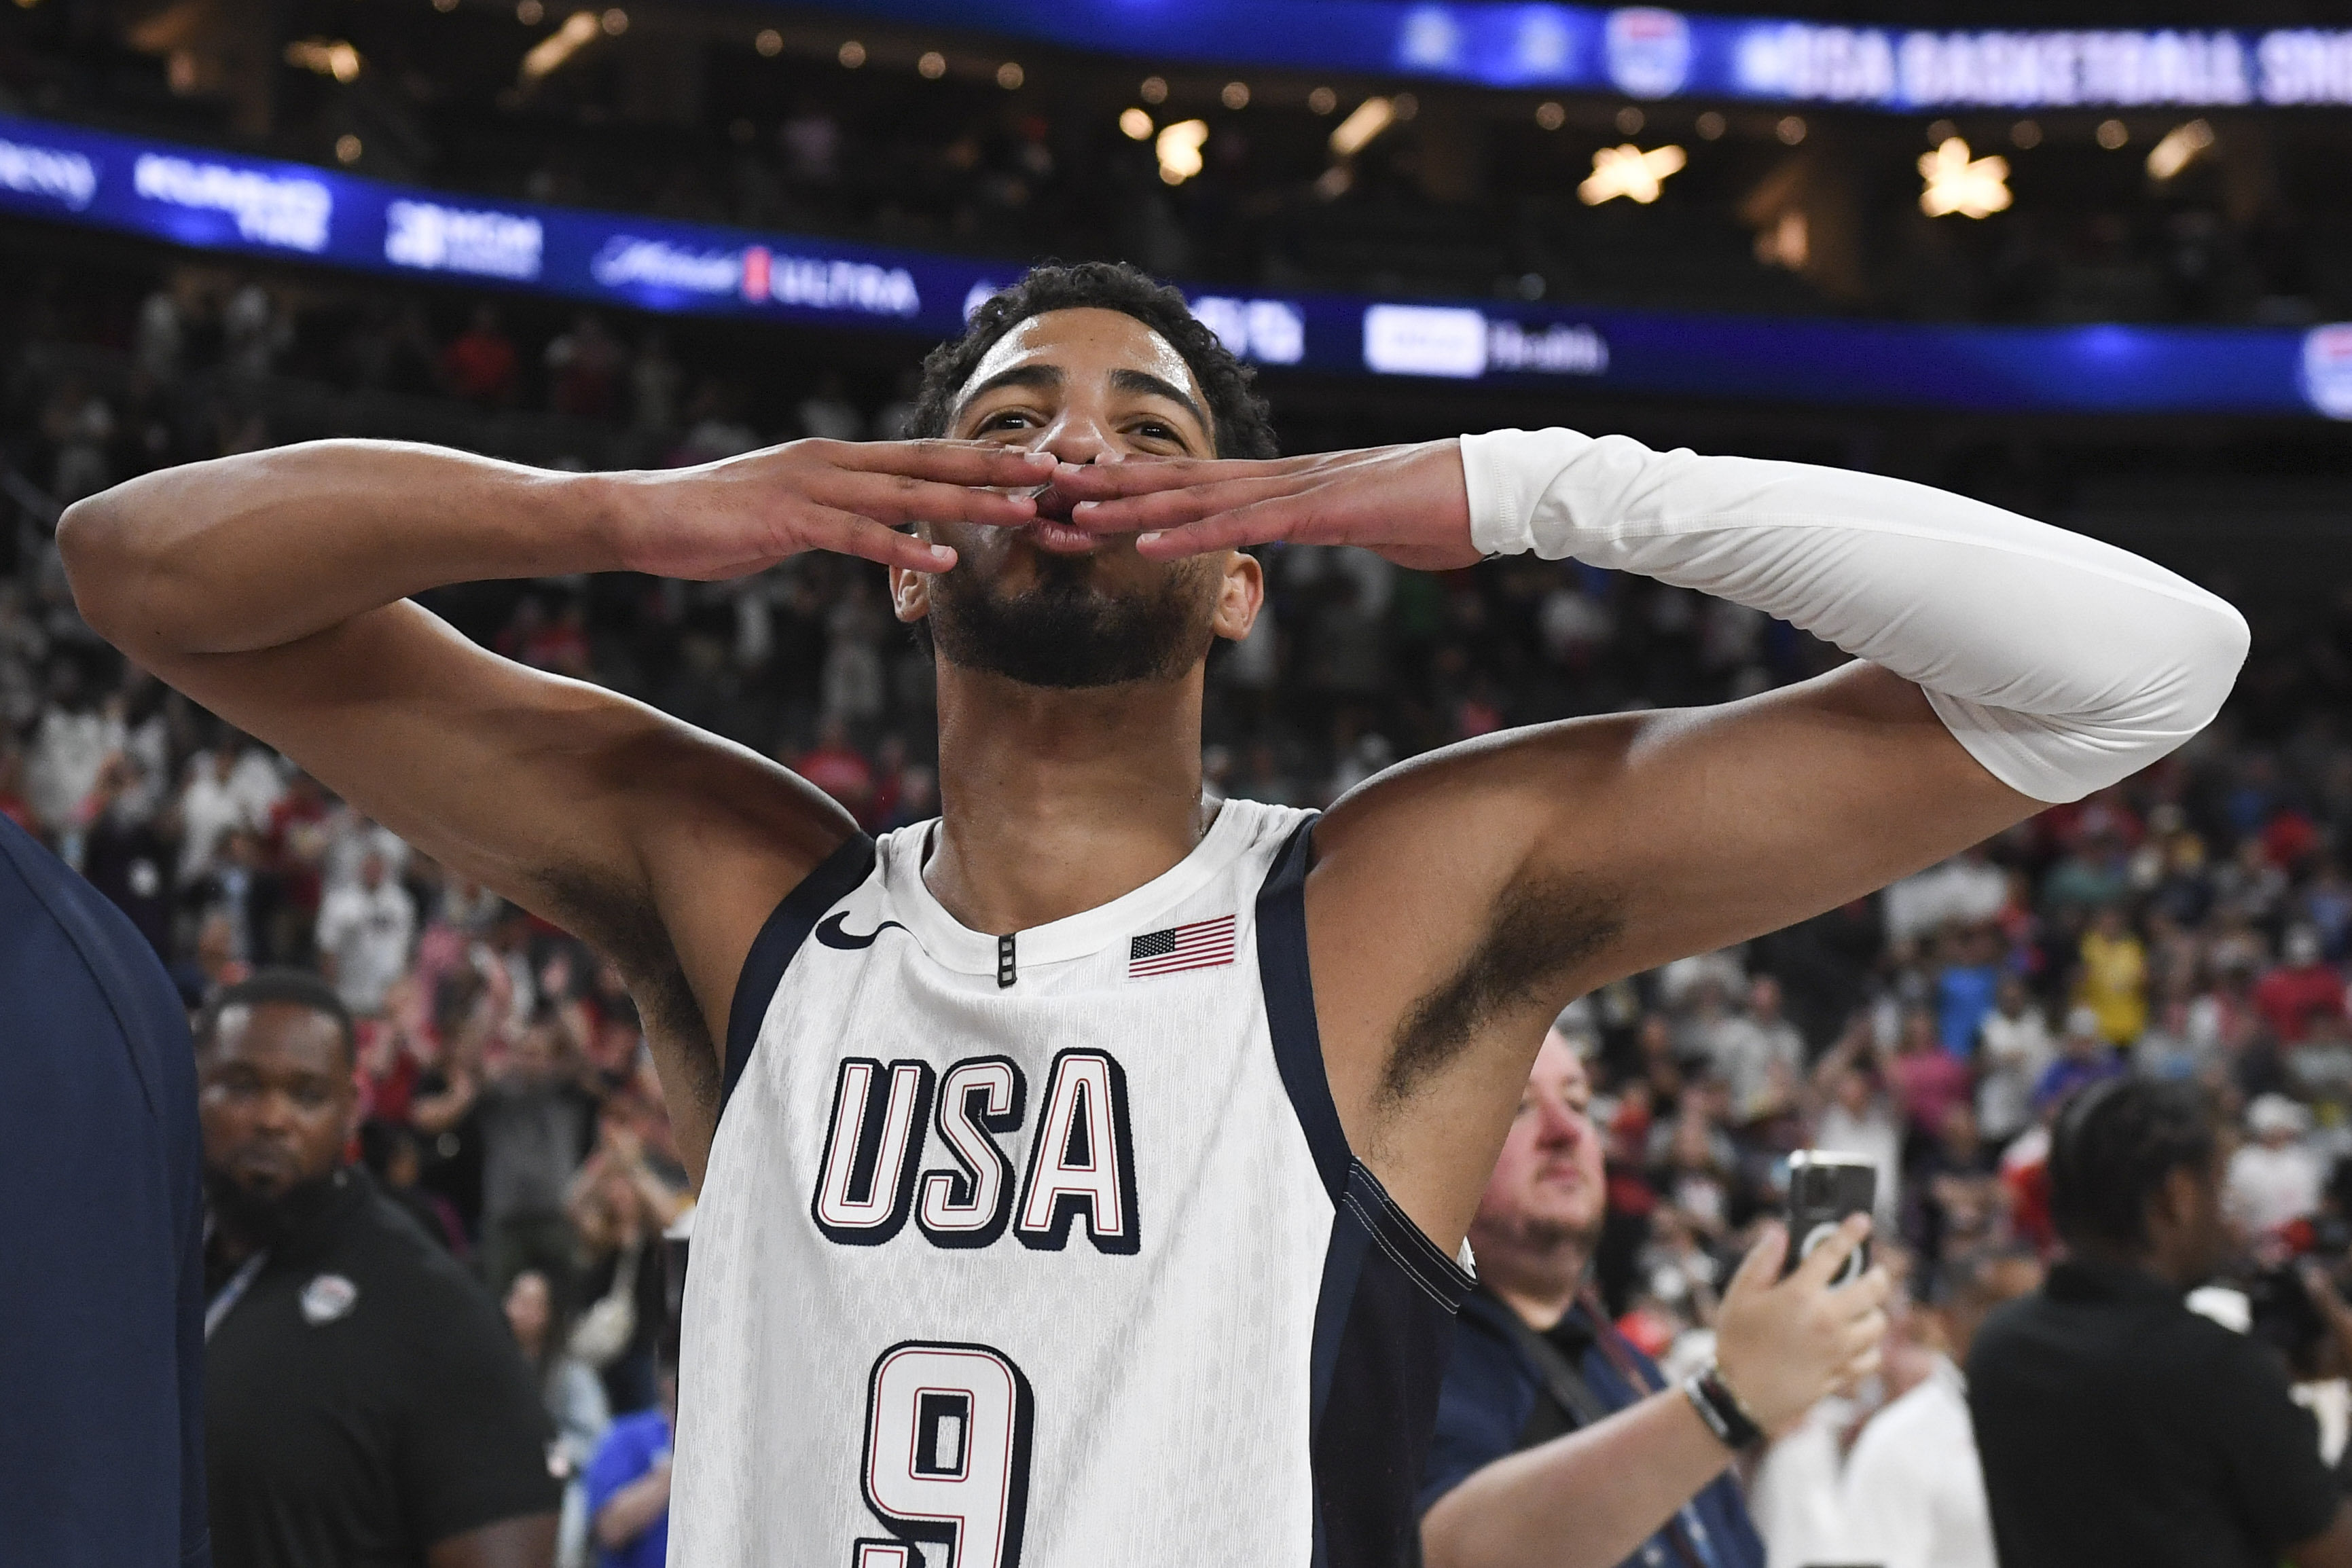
[890,560,934,625]
[1210,549,1264,643]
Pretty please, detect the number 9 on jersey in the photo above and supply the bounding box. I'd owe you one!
[857,1341,1036,1568]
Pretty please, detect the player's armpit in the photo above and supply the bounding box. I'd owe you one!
[1304,658,2033,1247]
[144,598,853,1180]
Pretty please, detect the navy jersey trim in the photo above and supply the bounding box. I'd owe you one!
[1344,1163,1475,1308]
[1256,813,1475,1568]
[1252,814,1350,1205]
[720,832,878,1117]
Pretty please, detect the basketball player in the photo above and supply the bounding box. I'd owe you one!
[61,262,2245,1567]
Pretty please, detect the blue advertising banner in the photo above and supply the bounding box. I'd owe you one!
[1,112,2345,419]
[801,1,2352,111]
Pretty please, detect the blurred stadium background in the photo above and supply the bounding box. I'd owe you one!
[8,0,2352,1560]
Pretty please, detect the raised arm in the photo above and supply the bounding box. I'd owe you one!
[1053,437,2245,1236]
[60,436,1053,1178]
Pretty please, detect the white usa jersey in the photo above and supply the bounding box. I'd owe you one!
[672,799,1473,1568]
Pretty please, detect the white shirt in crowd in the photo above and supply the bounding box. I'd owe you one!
[176,746,287,880]
[1975,1004,2055,1143]
[27,705,124,829]
[1748,1400,1852,1568]
[316,877,417,1015]
[1883,855,2007,947]
[1842,1356,1998,1568]
[2226,1139,2326,1238]
[321,813,410,892]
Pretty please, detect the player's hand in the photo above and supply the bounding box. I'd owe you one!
[1045,440,1483,571]
[613,438,1056,580]
[1710,1215,1890,1439]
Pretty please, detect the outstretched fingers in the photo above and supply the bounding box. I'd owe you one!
[1127,494,1326,559]
[1047,454,1288,499]
[829,470,1041,529]
[837,438,1058,489]
[803,506,958,573]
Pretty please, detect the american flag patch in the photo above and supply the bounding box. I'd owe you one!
[1127,915,1237,979]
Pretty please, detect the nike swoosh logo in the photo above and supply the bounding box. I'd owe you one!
[815,912,908,950]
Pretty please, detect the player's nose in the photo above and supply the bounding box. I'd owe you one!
[1032,407,1119,468]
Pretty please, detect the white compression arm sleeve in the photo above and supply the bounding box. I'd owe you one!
[1458,428,2249,804]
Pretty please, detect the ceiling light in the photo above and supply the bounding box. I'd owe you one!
[516,0,542,22]
[1695,110,1724,140]
[1221,81,1250,110]
[1775,115,1806,145]
[1919,137,2010,218]
[520,10,599,78]
[600,7,624,34]
[755,29,781,56]
[1328,97,1395,158]
[335,134,363,164]
[996,61,1024,90]
[1140,75,1167,105]
[1615,105,1644,135]
[1156,118,1209,185]
[1536,101,1565,131]
[2010,119,2041,149]
[285,39,362,81]
[2146,119,2213,181]
[1927,118,1956,144]
[917,51,946,79]
[1119,108,1153,141]
[1391,92,1417,120]
[837,39,865,68]
[2097,118,2128,149]
[432,0,458,12]
[1578,142,1686,204]
[1307,87,1337,115]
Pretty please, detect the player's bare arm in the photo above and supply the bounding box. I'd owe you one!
[58,435,1056,1180]
[1055,437,2249,1243]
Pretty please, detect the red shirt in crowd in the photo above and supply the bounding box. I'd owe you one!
[1889,1044,1972,1136]
[2256,961,2348,1042]
[793,742,875,822]
[440,327,517,404]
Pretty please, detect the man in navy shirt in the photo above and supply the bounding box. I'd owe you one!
[1419,1028,1887,1568]
[0,810,210,1567]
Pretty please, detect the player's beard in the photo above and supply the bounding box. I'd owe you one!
[926,550,1220,689]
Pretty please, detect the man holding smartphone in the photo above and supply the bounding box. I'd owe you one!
[1417,1028,1887,1568]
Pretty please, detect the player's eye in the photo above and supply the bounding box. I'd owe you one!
[978,409,1034,433]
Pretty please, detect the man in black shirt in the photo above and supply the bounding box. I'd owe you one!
[1970,1078,2352,1568]
[199,970,559,1568]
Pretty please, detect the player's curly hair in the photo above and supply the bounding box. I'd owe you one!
[907,261,1279,459]
[2048,1077,2218,1250]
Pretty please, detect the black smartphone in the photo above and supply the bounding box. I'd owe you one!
[1783,1150,1877,1284]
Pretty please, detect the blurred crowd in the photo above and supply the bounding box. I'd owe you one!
[13,0,2352,327]
[12,244,2352,1561]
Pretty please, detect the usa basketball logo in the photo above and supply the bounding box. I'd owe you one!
[2300,324,2352,419]
[1605,7,1693,99]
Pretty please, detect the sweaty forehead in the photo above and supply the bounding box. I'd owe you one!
[956,307,1204,410]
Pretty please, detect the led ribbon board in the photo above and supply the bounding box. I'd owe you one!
[0,112,2343,418]
[793,1,2352,110]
